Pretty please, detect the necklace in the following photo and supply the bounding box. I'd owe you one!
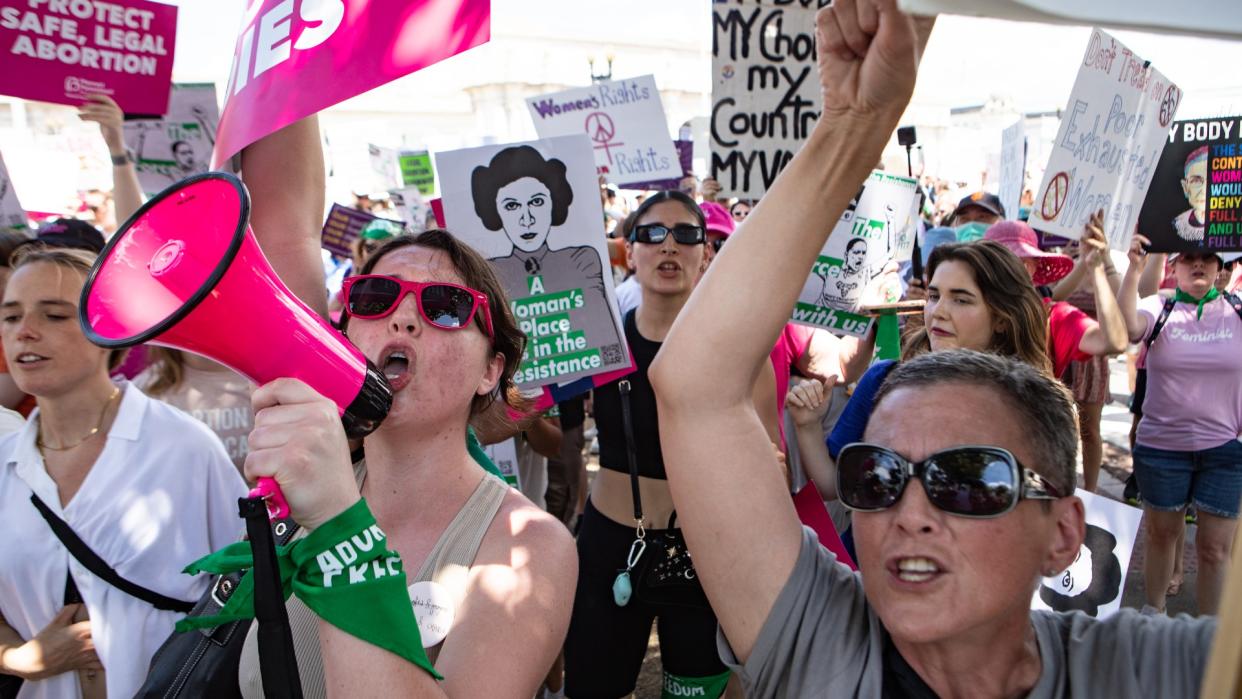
[37,386,122,452]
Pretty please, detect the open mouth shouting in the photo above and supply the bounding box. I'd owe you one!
[378,345,413,392]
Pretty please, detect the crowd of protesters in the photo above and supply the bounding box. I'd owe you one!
[0,1,1239,697]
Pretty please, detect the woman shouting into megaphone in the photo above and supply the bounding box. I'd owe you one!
[235,230,577,697]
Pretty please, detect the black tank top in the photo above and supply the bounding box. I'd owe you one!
[594,310,667,479]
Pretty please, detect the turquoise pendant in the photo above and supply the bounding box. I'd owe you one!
[612,571,632,606]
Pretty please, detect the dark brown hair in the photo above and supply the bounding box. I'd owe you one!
[903,240,1051,374]
[342,230,525,415]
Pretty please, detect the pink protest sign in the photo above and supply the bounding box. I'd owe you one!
[0,0,177,115]
[212,0,490,168]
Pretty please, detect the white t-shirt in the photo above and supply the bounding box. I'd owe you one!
[0,383,247,699]
[615,275,642,316]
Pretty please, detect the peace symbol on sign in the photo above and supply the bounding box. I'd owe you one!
[1158,86,1179,128]
[585,112,616,144]
[1041,172,1070,221]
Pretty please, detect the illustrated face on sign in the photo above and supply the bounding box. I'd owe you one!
[844,238,868,274]
[172,141,196,171]
[1181,148,1209,223]
[1043,545,1093,598]
[496,177,552,253]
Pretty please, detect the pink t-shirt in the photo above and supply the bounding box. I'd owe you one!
[1045,300,1094,379]
[1136,294,1242,452]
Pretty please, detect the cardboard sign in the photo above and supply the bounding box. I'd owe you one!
[0,150,27,229]
[525,75,681,186]
[481,438,519,488]
[1031,489,1141,619]
[619,140,693,192]
[388,185,429,234]
[436,135,631,389]
[320,203,379,258]
[123,83,218,195]
[711,0,825,199]
[1137,118,1242,253]
[399,150,436,195]
[792,171,920,337]
[999,119,1026,222]
[212,0,490,167]
[0,0,177,115]
[368,144,401,191]
[1029,29,1181,250]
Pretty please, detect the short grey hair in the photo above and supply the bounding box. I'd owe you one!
[872,349,1079,494]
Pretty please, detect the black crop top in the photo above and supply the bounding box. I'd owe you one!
[594,310,667,480]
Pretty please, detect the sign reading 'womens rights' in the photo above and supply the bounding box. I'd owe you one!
[1030,28,1180,250]
[212,0,490,167]
[0,0,178,115]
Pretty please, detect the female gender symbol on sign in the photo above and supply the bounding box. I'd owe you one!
[585,112,624,167]
[1041,171,1070,221]
[1158,86,1179,128]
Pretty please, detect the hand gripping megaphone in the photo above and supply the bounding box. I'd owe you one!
[79,173,392,518]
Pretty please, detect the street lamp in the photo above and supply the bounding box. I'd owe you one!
[588,53,614,83]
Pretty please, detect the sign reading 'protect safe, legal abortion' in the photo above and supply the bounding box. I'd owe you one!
[0,0,178,114]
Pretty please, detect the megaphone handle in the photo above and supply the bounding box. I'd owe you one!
[248,478,290,520]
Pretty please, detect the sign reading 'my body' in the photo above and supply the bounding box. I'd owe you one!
[525,75,681,187]
[212,0,490,167]
[0,0,177,114]
[1030,28,1180,250]
[1138,118,1242,253]
[711,0,827,199]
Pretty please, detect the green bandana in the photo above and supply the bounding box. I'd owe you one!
[1173,286,1220,320]
[178,499,440,679]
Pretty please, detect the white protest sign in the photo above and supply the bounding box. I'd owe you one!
[711,0,824,199]
[793,171,919,337]
[1031,489,1142,619]
[0,150,27,229]
[525,75,680,187]
[481,438,519,489]
[999,119,1026,221]
[437,135,631,389]
[368,144,402,191]
[1029,29,1181,249]
[388,186,429,234]
[124,83,219,195]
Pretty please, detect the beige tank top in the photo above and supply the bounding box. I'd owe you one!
[237,466,509,697]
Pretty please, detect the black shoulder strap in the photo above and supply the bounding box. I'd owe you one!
[619,379,642,525]
[1226,292,1242,323]
[30,493,194,613]
[1145,296,1179,350]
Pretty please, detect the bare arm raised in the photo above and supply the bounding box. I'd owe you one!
[650,0,932,662]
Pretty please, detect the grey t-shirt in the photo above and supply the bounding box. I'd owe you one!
[718,527,1217,698]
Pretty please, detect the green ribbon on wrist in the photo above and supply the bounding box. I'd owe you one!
[177,499,440,679]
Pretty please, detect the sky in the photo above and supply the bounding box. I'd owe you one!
[163,0,1242,119]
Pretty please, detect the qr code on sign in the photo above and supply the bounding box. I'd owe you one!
[600,343,624,365]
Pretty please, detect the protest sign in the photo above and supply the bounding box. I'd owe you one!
[1029,29,1181,250]
[793,171,920,337]
[999,119,1026,222]
[897,0,1242,42]
[0,150,27,229]
[212,0,489,167]
[123,83,218,195]
[1137,117,1242,253]
[711,0,825,199]
[436,135,631,389]
[368,144,401,191]
[388,185,429,234]
[0,0,177,114]
[525,75,681,187]
[481,438,519,488]
[399,150,436,195]
[320,203,380,258]
[1031,489,1141,619]
[619,140,693,192]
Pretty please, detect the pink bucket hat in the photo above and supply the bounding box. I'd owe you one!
[700,201,735,237]
[984,221,1073,286]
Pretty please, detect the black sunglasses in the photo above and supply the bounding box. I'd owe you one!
[630,223,706,245]
[836,443,1064,519]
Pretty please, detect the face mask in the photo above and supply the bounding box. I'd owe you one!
[954,222,989,242]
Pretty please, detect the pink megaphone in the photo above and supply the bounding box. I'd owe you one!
[79,173,392,518]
